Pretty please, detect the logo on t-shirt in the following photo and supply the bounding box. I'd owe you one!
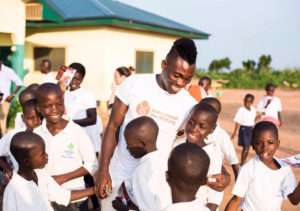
[136,101,151,115]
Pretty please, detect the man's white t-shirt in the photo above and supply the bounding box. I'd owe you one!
[205,125,239,165]
[125,150,171,211]
[64,88,102,152]
[163,198,210,211]
[42,72,57,84]
[257,96,282,120]
[3,169,70,211]
[234,106,256,127]
[232,156,297,211]
[110,74,196,183]
[0,64,23,102]
[34,121,98,191]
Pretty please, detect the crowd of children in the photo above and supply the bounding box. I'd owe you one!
[0,37,299,211]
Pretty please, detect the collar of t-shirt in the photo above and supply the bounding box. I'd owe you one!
[153,74,185,96]
[41,120,71,137]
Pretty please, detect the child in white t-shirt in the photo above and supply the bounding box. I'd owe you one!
[112,116,172,211]
[201,97,240,179]
[34,83,98,211]
[3,131,96,211]
[185,103,230,211]
[231,94,256,165]
[163,143,210,211]
[226,121,299,211]
[257,83,282,126]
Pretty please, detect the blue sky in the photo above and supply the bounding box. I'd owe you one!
[120,0,300,69]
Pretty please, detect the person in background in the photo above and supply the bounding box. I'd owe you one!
[231,94,256,165]
[40,59,57,84]
[199,76,212,99]
[0,61,23,134]
[257,83,282,127]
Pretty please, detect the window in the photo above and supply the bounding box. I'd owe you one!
[135,51,154,73]
[34,47,65,71]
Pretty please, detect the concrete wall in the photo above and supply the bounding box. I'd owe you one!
[25,26,177,101]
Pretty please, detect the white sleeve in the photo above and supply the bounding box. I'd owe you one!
[0,132,13,157]
[46,173,71,206]
[206,188,224,205]
[7,68,23,86]
[277,98,282,112]
[77,128,98,175]
[220,131,239,165]
[115,75,136,105]
[3,186,17,211]
[83,92,97,109]
[281,167,297,199]
[233,108,242,124]
[232,163,251,197]
[256,98,265,112]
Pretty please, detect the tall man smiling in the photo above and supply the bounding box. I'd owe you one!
[95,38,198,211]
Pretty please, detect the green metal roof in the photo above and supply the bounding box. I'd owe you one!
[27,0,210,39]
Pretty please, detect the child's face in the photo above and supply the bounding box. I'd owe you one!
[28,142,48,169]
[252,130,279,163]
[69,72,83,91]
[266,87,275,96]
[244,98,253,109]
[38,91,65,124]
[201,80,211,91]
[185,111,215,144]
[22,108,42,131]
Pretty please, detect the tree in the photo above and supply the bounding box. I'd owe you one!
[242,59,256,72]
[208,57,231,72]
[257,54,272,72]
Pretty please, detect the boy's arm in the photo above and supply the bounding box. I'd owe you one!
[231,123,239,140]
[95,97,128,198]
[225,195,242,211]
[70,187,95,201]
[207,165,231,192]
[288,182,300,205]
[278,112,282,126]
[73,108,97,127]
[52,167,88,185]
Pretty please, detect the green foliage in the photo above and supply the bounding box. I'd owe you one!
[208,57,231,72]
[196,55,300,89]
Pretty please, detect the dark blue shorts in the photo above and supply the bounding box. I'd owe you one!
[238,126,253,148]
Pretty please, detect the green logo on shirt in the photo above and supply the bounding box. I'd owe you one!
[67,143,75,150]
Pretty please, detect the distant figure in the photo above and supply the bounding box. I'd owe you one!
[40,59,56,84]
[231,94,256,165]
[257,83,282,126]
[108,66,133,108]
[199,76,212,98]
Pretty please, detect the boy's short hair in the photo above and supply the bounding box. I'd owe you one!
[125,116,159,144]
[199,76,212,86]
[22,99,38,113]
[10,131,44,163]
[116,66,132,77]
[244,93,255,102]
[36,83,62,103]
[168,143,210,191]
[19,88,36,107]
[166,38,197,65]
[69,62,86,78]
[200,97,222,114]
[251,121,279,146]
[192,103,218,125]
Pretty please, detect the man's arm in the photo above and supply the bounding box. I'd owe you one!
[288,182,300,205]
[278,112,282,126]
[95,97,128,198]
[231,123,239,140]
[73,108,97,127]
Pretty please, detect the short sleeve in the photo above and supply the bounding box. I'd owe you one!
[115,75,136,105]
[219,130,239,165]
[276,98,282,112]
[232,163,252,197]
[281,167,297,199]
[82,91,97,109]
[3,185,17,211]
[233,108,242,124]
[46,174,71,206]
[256,98,265,112]
[207,187,224,205]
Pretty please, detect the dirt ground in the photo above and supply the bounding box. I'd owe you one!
[218,89,300,211]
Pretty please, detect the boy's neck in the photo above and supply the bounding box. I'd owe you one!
[46,119,68,136]
[171,188,196,204]
[18,167,38,184]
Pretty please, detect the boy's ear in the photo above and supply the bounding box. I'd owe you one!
[161,60,167,71]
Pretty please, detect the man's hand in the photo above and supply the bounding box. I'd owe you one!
[207,173,230,192]
[95,168,112,199]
